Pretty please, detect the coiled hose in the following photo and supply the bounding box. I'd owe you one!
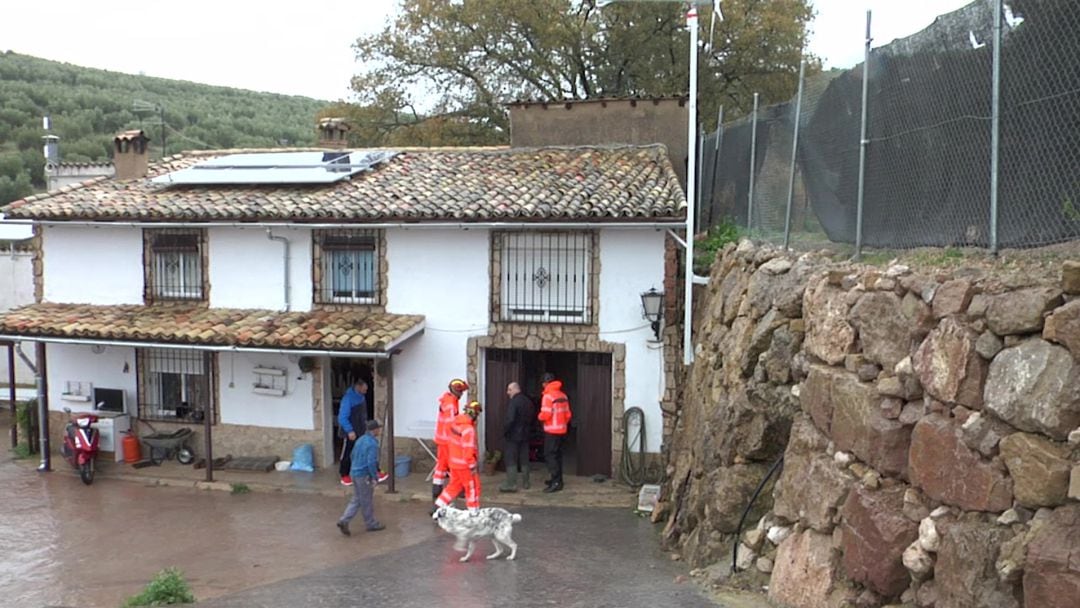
[619,406,651,486]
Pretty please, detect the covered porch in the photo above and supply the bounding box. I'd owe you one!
[0,302,424,490]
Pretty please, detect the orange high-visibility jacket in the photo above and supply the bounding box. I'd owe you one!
[434,391,461,446]
[448,413,478,470]
[538,380,572,435]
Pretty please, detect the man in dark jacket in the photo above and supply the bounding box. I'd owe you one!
[498,382,534,493]
[337,380,368,486]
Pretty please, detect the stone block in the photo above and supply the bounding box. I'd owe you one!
[933,278,975,319]
[1062,260,1080,294]
[909,415,1013,512]
[831,373,913,478]
[840,485,918,597]
[986,286,1064,336]
[1023,505,1080,608]
[975,331,1004,360]
[769,530,841,608]
[1043,299,1080,358]
[901,292,936,340]
[804,279,856,365]
[774,417,852,532]
[999,432,1073,509]
[984,339,1080,440]
[801,364,843,435]
[851,291,913,371]
[913,317,987,409]
[936,518,1022,608]
[959,411,1012,457]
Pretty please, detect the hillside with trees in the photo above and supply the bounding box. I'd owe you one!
[0,51,328,204]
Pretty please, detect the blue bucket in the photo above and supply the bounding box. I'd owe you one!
[394,455,412,478]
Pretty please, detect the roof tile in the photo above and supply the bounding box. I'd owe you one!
[3,146,685,223]
[0,304,423,353]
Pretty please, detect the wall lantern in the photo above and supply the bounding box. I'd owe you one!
[640,288,664,341]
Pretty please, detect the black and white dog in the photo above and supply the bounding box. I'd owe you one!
[432,506,522,562]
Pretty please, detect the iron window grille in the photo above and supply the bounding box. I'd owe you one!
[147,229,205,301]
[500,231,592,324]
[137,349,215,423]
[316,229,379,304]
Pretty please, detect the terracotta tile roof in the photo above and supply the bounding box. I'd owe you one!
[2,145,686,223]
[0,303,424,353]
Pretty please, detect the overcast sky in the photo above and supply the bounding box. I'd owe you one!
[4,0,975,101]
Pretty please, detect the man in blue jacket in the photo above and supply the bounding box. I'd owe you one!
[336,419,386,536]
[337,380,368,486]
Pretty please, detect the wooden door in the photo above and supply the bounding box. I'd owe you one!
[484,349,522,463]
[575,352,613,477]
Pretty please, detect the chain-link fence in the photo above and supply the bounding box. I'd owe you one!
[699,0,1080,253]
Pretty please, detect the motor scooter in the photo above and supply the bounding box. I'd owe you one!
[60,406,100,485]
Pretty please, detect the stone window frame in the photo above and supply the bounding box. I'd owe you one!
[311,229,388,312]
[490,230,600,326]
[142,228,210,305]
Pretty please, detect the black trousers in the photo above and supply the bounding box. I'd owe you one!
[544,434,564,485]
[504,439,529,474]
[339,436,356,478]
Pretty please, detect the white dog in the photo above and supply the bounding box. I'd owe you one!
[432,505,522,562]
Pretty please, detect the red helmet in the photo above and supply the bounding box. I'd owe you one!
[449,378,469,393]
[464,400,482,416]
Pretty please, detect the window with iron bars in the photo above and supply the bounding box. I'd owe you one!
[146,229,205,302]
[315,229,380,304]
[137,349,215,424]
[500,231,592,324]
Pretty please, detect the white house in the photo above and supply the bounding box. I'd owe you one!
[0,125,686,483]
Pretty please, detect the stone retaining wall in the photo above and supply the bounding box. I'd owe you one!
[657,242,1080,608]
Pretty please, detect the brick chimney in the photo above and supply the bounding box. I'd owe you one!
[112,129,151,180]
[317,117,350,149]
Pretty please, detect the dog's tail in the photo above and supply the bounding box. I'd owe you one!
[512,514,522,523]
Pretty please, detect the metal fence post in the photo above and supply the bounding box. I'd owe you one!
[748,92,759,233]
[989,0,1002,254]
[784,59,807,250]
[696,125,705,236]
[709,105,724,229]
[855,11,872,260]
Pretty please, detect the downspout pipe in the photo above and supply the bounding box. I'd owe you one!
[14,342,48,472]
[266,229,291,312]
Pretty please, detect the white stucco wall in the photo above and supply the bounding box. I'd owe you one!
[45,343,138,414]
[218,352,314,429]
[385,228,490,437]
[0,248,35,385]
[208,227,312,312]
[42,225,144,305]
[599,229,667,453]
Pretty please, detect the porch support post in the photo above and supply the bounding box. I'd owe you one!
[204,352,214,482]
[7,342,16,448]
[35,342,50,471]
[378,356,397,494]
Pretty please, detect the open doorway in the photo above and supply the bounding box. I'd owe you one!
[329,358,374,463]
[483,348,612,478]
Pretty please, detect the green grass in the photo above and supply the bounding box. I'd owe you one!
[123,568,195,606]
[694,219,743,274]
[230,483,251,495]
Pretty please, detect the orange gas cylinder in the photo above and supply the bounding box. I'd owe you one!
[122,432,142,463]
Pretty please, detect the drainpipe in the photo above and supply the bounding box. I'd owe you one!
[14,342,49,471]
[266,229,291,312]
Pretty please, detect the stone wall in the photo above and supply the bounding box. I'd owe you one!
[657,242,1080,608]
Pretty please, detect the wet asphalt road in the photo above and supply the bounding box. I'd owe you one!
[199,505,714,608]
[0,422,714,608]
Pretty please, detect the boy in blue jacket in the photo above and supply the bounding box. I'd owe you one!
[336,419,386,535]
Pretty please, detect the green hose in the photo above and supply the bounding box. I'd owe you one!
[619,406,649,487]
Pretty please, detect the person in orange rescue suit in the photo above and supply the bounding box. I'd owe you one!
[538,372,572,493]
[434,400,483,514]
[432,379,469,510]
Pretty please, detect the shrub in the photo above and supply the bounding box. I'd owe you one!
[230,483,251,495]
[693,219,742,274]
[123,568,195,606]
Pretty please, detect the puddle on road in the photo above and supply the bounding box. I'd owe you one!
[0,457,435,607]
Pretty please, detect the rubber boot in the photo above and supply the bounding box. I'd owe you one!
[498,469,518,493]
[521,466,531,490]
[430,484,442,515]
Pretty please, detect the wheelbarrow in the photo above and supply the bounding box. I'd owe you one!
[141,428,195,465]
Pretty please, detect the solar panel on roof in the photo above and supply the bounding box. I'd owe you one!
[151,150,397,185]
